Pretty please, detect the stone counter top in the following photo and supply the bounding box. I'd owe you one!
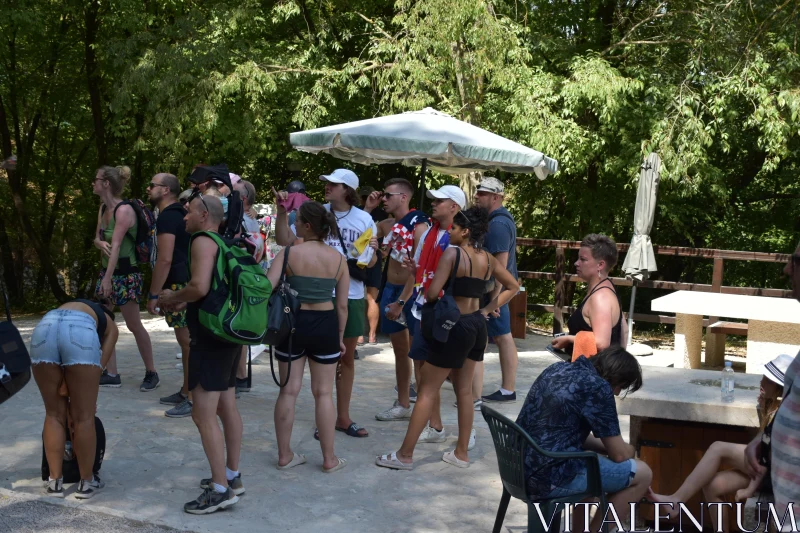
[615,366,762,427]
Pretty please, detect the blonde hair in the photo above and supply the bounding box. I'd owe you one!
[98,165,131,197]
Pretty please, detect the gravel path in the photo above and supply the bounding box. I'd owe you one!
[0,490,192,533]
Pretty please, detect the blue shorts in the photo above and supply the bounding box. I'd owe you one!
[545,457,636,499]
[380,282,415,335]
[487,303,511,338]
[29,310,102,368]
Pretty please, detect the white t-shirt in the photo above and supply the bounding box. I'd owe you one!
[291,204,377,300]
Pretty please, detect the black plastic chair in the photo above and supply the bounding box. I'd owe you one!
[481,404,609,533]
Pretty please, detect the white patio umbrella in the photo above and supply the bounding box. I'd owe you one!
[621,152,661,347]
[289,108,558,204]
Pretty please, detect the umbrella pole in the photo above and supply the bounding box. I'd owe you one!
[627,281,637,346]
[418,159,427,210]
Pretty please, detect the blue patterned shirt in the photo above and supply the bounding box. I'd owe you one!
[516,356,621,498]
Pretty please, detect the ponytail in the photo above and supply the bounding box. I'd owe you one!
[298,201,339,240]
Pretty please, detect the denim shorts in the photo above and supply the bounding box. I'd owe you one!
[380,282,415,335]
[29,310,101,368]
[545,457,636,498]
[487,303,511,338]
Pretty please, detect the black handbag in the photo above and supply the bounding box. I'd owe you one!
[337,233,368,283]
[265,245,300,387]
[0,283,31,405]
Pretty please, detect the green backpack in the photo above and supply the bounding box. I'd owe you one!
[188,231,272,345]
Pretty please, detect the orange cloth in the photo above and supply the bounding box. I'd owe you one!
[571,331,598,362]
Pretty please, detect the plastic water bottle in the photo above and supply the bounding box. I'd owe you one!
[385,306,407,326]
[721,362,735,403]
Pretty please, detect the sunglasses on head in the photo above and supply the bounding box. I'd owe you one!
[454,210,469,226]
[188,189,209,212]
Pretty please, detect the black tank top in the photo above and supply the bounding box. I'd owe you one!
[72,299,114,340]
[447,248,492,299]
[566,280,623,350]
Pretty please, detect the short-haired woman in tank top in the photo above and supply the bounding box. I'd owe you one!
[377,207,520,470]
[267,201,349,473]
[551,233,627,355]
[29,298,119,499]
[92,165,158,391]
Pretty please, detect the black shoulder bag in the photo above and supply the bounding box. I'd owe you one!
[421,248,461,343]
[265,246,300,387]
[0,283,31,405]
[337,232,368,283]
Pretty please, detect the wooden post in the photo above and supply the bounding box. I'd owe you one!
[705,257,725,367]
[554,246,565,334]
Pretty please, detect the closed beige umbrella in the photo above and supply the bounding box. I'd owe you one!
[622,152,661,346]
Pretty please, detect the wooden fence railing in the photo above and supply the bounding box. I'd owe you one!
[517,238,792,333]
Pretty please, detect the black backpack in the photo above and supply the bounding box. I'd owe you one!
[41,416,105,483]
[0,282,31,405]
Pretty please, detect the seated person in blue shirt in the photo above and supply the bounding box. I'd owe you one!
[516,347,650,532]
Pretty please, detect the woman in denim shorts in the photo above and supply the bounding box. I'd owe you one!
[30,299,118,499]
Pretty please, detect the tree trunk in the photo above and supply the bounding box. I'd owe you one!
[84,0,107,167]
[0,215,21,302]
[458,171,482,208]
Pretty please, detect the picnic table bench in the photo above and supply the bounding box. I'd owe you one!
[651,291,800,373]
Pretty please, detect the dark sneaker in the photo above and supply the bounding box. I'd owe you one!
[99,369,121,388]
[75,475,105,499]
[200,473,245,496]
[353,349,360,360]
[481,390,517,403]
[184,487,239,514]
[44,478,64,498]
[140,371,160,392]
[393,383,418,403]
[165,399,193,418]
[235,378,250,393]
[160,390,187,406]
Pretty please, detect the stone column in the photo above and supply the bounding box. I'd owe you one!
[746,320,800,374]
[675,313,703,369]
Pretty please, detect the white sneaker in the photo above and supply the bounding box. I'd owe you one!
[468,429,476,451]
[375,400,412,421]
[453,399,484,411]
[418,424,446,443]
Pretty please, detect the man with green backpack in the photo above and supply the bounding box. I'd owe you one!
[159,193,271,515]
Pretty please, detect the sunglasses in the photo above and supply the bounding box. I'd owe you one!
[454,211,469,226]
[382,192,404,199]
[148,181,167,189]
[188,189,209,212]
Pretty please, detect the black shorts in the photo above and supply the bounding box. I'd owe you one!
[416,311,488,369]
[188,343,242,392]
[365,254,383,289]
[275,309,341,365]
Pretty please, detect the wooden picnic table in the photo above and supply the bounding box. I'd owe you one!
[651,291,800,373]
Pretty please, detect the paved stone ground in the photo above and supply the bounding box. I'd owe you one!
[1,313,637,533]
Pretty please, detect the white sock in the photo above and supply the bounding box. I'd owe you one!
[226,467,239,481]
[107,373,117,377]
[500,388,514,395]
[212,482,227,494]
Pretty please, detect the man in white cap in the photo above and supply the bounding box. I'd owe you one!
[401,185,473,446]
[473,176,520,405]
[274,168,378,439]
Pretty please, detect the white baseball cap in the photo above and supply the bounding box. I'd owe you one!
[426,185,466,209]
[320,168,359,190]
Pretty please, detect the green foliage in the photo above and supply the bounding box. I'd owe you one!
[1,0,798,310]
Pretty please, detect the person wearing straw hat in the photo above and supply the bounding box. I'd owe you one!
[647,353,793,532]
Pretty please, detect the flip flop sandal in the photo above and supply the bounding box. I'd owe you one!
[375,452,412,471]
[336,422,368,438]
[323,457,347,474]
[276,452,307,470]
[442,450,470,468]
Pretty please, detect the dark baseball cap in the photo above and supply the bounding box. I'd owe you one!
[432,295,460,343]
[287,180,306,194]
